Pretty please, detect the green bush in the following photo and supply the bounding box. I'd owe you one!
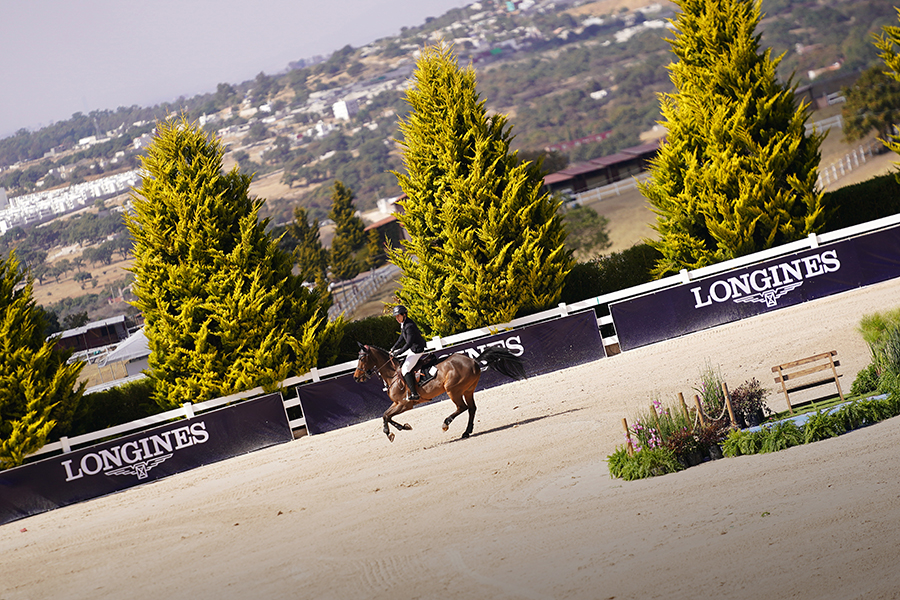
[65,378,163,438]
[821,172,900,232]
[758,420,803,453]
[560,243,662,306]
[334,315,399,364]
[607,446,682,481]
[722,428,762,457]
[851,363,879,396]
[803,410,843,444]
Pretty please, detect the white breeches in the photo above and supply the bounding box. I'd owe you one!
[400,352,424,376]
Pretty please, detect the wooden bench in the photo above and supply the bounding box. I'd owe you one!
[772,351,844,413]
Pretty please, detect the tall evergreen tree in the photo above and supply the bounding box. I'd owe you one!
[127,117,342,409]
[389,44,572,337]
[1,251,84,469]
[287,205,328,283]
[365,228,384,270]
[328,180,365,281]
[639,0,827,276]
[874,9,900,161]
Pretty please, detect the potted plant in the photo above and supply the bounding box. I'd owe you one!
[729,378,770,427]
[664,427,703,467]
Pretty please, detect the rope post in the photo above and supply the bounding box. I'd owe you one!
[693,394,707,426]
[622,418,634,456]
[722,381,737,427]
[678,392,689,419]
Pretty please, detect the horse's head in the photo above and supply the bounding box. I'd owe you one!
[353,342,376,382]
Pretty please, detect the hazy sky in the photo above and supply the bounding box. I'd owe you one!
[0,0,466,138]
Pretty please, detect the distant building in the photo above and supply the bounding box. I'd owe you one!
[52,315,135,354]
[333,99,359,121]
[542,139,661,196]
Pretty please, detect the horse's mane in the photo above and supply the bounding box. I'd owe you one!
[365,345,392,356]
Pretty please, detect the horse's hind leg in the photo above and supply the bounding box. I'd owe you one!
[442,391,468,433]
[462,388,477,439]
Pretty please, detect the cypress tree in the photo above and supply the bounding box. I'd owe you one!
[389,43,572,337]
[875,9,900,158]
[639,0,827,276]
[327,180,365,281]
[1,251,84,469]
[287,205,328,283]
[365,228,383,270]
[127,117,342,409]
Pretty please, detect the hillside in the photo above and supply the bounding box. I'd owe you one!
[4,0,899,326]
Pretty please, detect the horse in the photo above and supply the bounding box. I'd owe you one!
[353,342,527,442]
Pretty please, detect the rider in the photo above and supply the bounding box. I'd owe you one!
[389,305,427,400]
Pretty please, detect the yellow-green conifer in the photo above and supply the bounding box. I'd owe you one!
[639,0,827,276]
[389,44,572,337]
[127,117,342,409]
[1,252,84,469]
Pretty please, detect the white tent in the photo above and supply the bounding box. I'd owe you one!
[98,327,149,368]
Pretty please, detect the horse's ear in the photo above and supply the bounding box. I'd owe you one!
[357,342,365,349]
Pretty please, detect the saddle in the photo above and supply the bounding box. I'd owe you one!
[415,353,439,385]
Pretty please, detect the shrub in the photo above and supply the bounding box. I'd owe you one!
[664,427,701,463]
[802,410,843,444]
[606,446,683,481]
[66,378,163,437]
[851,363,879,396]
[821,173,900,232]
[559,243,661,307]
[729,378,769,420]
[758,421,803,453]
[696,419,732,450]
[695,361,726,417]
[334,315,399,364]
[722,428,762,457]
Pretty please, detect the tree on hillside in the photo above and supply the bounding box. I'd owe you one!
[874,8,900,164]
[126,117,342,409]
[841,65,900,142]
[287,205,328,283]
[328,181,366,281]
[389,44,573,337]
[638,0,827,277]
[1,251,85,470]
[562,205,612,258]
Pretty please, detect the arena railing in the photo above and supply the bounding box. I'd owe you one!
[28,211,900,458]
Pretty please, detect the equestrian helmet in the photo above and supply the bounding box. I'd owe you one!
[392,305,408,316]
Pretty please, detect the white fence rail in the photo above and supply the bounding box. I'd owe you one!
[29,212,900,460]
[328,263,399,320]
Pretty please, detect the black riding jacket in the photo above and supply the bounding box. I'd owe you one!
[391,317,427,355]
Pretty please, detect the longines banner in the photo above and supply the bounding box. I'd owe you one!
[610,225,900,351]
[0,393,292,526]
[300,310,605,435]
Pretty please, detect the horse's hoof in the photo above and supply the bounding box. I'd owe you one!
[461,432,470,439]
[442,423,449,432]
[388,433,395,442]
[403,423,412,431]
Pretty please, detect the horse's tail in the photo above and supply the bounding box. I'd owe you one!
[476,347,527,381]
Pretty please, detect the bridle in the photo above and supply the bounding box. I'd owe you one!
[356,346,396,383]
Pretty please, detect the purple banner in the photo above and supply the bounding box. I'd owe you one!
[610,225,900,351]
[300,310,605,435]
[0,393,292,525]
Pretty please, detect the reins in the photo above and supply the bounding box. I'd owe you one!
[361,347,398,386]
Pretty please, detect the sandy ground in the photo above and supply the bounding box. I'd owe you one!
[3,276,900,600]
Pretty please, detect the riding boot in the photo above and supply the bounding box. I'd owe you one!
[403,372,420,400]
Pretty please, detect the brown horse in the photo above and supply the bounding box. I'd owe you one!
[353,343,526,442]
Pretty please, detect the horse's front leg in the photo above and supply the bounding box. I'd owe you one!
[382,402,413,442]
